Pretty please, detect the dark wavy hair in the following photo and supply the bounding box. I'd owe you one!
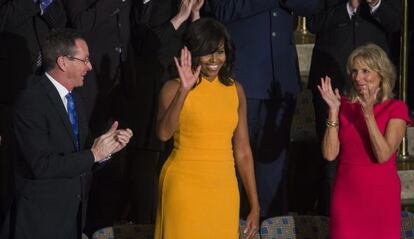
[183,18,236,86]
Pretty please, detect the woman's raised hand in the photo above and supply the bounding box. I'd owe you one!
[317,76,341,113]
[174,47,201,91]
[357,85,379,115]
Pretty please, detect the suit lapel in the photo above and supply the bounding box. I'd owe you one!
[40,76,78,150]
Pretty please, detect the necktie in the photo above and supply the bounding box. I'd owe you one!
[39,0,53,13]
[65,93,80,151]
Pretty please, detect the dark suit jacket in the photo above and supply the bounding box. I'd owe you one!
[208,0,317,99]
[12,75,95,239]
[307,0,401,92]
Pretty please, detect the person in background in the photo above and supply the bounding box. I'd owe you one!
[125,0,204,223]
[62,0,135,233]
[307,0,401,215]
[207,0,317,219]
[318,44,411,239]
[10,29,132,239]
[155,18,260,238]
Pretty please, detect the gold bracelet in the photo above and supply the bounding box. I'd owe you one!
[326,119,339,128]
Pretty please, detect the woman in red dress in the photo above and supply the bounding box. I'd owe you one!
[318,43,411,239]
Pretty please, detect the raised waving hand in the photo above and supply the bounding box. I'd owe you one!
[317,76,341,114]
[174,47,201,91]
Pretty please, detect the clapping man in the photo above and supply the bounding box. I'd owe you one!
[11,29,133,239]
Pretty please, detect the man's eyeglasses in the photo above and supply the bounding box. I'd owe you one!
[65,55,91,65]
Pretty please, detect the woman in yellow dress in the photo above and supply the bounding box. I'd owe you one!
[154,18,260,239]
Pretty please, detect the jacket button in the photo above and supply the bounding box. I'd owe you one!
[76,194,81,199]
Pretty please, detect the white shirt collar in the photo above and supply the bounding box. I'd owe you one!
[346,0,382,19]
[45,72,70,111]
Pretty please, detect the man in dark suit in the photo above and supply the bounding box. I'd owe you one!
[11,29,133,239]
[307,0,401,215]
[61,0,135,232]
[0,1,67,236]
[208,0,317,219]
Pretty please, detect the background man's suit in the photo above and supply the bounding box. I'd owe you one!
[62,0,132,124]
[208,0,317,218]
[12,75,94,239]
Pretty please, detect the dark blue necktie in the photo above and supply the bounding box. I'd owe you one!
[36,0,53,13]
[65,93,80,151]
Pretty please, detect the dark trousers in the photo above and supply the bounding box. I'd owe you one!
[0,104,14,239]
[84,147,162,236]
[245,97,296,219]
[84,150,128,237]
[127,148,161,224]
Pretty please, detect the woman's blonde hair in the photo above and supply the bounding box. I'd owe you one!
[346,43,396,102]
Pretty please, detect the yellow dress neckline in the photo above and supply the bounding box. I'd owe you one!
[201,76,219,83]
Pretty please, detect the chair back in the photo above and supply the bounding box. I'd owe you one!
[92,224,154,239]
[293,215,329,239]
[259,216,296,239]
[401,211,414,239]
[239,219,260,239]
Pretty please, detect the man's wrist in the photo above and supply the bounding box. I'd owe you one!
[99,154,112,163]
[191,12,200,22]
[171,16,185,30]
[91,148,105,162]
[91,149,99,162]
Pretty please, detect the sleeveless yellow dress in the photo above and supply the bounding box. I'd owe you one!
[154,77,240,239]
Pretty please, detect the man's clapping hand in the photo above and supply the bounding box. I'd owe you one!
[91,121,133,162]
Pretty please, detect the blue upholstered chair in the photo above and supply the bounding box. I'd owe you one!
[257,215,329,239]
[401,211,414,239]
[259,216,296,239]
[239,219,261,239]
